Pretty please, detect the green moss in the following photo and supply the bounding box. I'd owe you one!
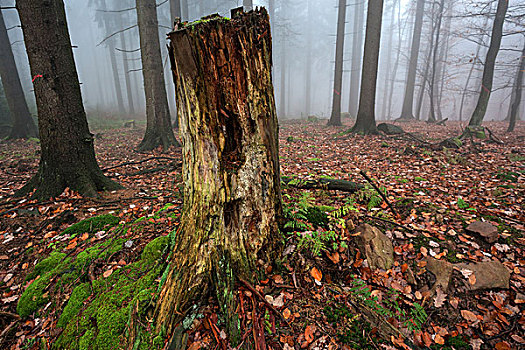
[305,206,329,228]
[62,215,119,237]
[25,251,66,281]
[57,283,92,328]
[141,236,169,262]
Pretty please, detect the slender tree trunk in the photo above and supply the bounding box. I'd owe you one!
[468,0,508,127]
[15,0,122,199]
[99,0,125,114]
[351,0,384,134]
[435,2,452,121]
[181,0,189,20]
[305,0,312,117]
[0,80,10,127]
[428,0,445,123]
[508,41,525,132]
[387,1,407,119]
[269,0,274,27]
[119,13,136,115]
[136,0,179,151]
[243,0,253,11]
[170,0,181,24]
[169,0,182,127]
[279,13,286,118]
[380,0,398,119]
[328,0,347,126]
[349,0,364,116]
[157,10,282,345]
[399,0,425,120]
[0,9,37,139]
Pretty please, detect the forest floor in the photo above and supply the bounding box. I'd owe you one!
[0,120,523,350]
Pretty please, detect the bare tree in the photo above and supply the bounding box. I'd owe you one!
[468,0,508,127]
[16,0,122,199]
[508,38,525,132]
[428,0,445,123]
[136,0,179,151]
[328,0,347,126]
[399,0,425,120]
[350,0,384,134]
[380,0,399,119]
[348,0,364,117]
[0,8,37,139]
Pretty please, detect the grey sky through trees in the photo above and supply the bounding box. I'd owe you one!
[1,0,524,124]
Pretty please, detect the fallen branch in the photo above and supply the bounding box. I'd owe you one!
[359,171,399,217]
[239,278,290,326]
[281,176,363,193]
[101,156,180,172]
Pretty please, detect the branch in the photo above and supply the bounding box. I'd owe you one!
[101,156,179,172]
[97,24,137,46]
[359,171,399,217]
[116,47,140,53]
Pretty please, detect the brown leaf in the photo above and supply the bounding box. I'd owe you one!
[421,332,432,347]
[304,324,316,343]
[495,342,511,350]
[103,269,113,278]
[65,240,77,250]
[327,251,340,264]
[468,273,476,286]
[0,255,8,260]
[283,308,291,320]
[433,288,447,308]
[310,267,322,282]
[460,310,478,323]
[435,334,445,345]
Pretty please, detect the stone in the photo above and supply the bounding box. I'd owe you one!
[354,224,394,270]
[377,123,404,135]
[456,261,510,291]
[466,221,499,243]
[426,258,454,291]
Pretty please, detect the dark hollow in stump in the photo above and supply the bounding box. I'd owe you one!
[155,9,282,344]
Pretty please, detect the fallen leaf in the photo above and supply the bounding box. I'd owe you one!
[283,308,291,319]
[103,269,113,278]
[468,273,476,286]
[310,267,322,282]
[434,288,447,308]
[495,341,511,350]
[327,251,340,264]
[434,334,445,345]
[460,310,478,323]
[304,324,316,343]
[81,232,89,241]
[65,240,77,250]
[273,274,284,284]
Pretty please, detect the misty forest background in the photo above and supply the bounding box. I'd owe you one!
[1,0,524,129]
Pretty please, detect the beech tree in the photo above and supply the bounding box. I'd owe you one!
[350,0,384,134]
[468,0,508,127]
[136,0,179,151]
[348,0,365,117]
[399,0,425,120]
[16,0,122,199]
[328,0,347,126]
[155,9,282,345]
[507,39,525,132]
[0,8,37,139]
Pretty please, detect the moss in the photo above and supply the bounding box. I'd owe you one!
[305,206,329,228]
[57,283,92,328]
[141,236,169,262]
[62,214,119,237]
[25,251,66,281]
[54,236,169,350]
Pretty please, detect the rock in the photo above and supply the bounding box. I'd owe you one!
[354,224,394,270]
[466,221,499,243]
[377,123,404,135]
[456,261,510,290]
[426,258,454,291]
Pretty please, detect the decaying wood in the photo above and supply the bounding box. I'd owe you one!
[155,8,282,345]
[281,176,363,193]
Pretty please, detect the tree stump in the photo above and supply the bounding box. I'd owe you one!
[155,9,282,344]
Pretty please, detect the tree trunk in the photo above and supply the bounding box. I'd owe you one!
[181,0,189,20]
[387,1,407,119]
[328,0,347,126]
[279,9,287,119]
[119,13,136,115]
[304,0,312,117]
[351,0,383,134]
[428,0,445,123]
[349,0,364,117]
[0,80,10,128]
[468,0,508,127]
[170,0,181,24]
[0,9,37,139]
[15,0,122,200]
[380,0,398,119]
[243,0,253,11]
[157,9,282,344]
[399,0,425,120]
[136,0,179,151]
[507,41,525,132]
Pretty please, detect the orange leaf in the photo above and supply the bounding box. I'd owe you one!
[469,273,476,286]
[495,342,511,350]
[310,267,322,282]
[103,269,113,278]
[81,232,89,241]
[304,325,316,343]
[283,308,291,320]
[65,240,77,250]
[435,334,445,345]
[460,310,478,323]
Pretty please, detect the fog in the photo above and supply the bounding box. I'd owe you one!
[2,0,524,123]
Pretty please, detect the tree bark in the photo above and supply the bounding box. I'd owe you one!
[348,0,364,117]
[0,9,37,139]
[328,0,347,126]
[468,0,508,127]
[399,0,425,120]
[15,0,122,200]
[136,0,179,151]
[119,13,136,115]
[351,0,384,134]
[507,41,525,132]
[157,10,282,344]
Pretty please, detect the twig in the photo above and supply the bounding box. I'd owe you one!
[238,278,290,325]
[485,127,504,144]
[363,214,419,233]
[101,156,179,172]
[0,311,20,319]
[359,170,399,217]
[97,24,138,46]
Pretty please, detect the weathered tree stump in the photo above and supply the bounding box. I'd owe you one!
[155,9,282,344]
